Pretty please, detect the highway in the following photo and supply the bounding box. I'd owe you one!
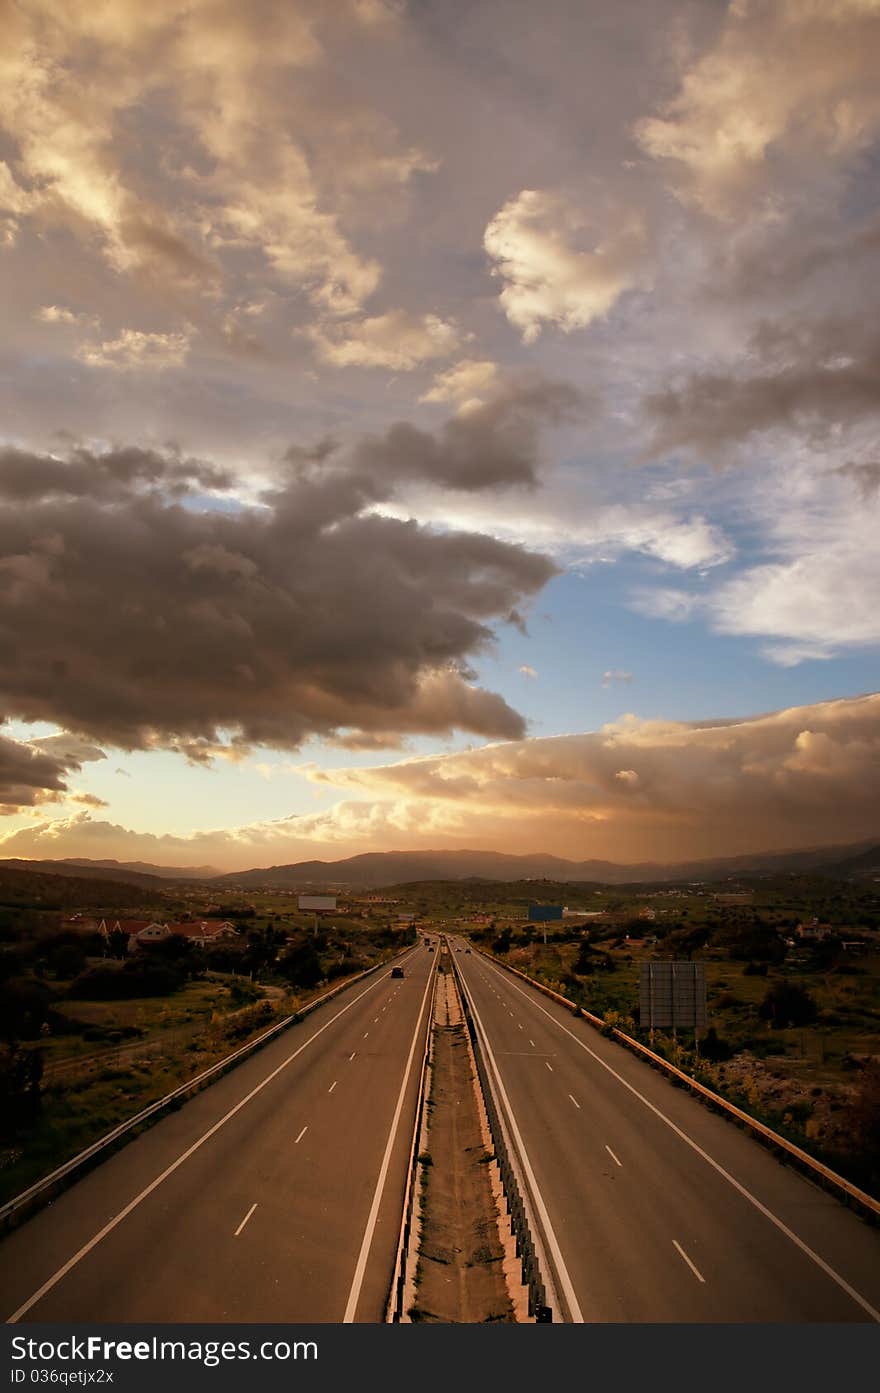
[449,939,880,1323]
[1,947,435,1323]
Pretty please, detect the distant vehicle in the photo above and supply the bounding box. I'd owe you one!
[428,946,434,952]
[465,948,471,953]
[391,966,404,978]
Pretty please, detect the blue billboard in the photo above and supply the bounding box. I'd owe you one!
[528,904,563,922]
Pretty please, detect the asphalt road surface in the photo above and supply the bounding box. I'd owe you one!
[450,940,880,1323]
[1,948,435,1323]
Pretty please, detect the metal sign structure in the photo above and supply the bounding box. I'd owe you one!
[639,961,707,1031]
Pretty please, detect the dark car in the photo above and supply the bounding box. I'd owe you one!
[391,966,404,978]
[465,948,471,953]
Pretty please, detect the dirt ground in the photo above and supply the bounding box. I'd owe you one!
[409,967,516,1323]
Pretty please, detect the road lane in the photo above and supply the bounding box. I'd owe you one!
[454,943,880,1322]
[1,948,434,1323]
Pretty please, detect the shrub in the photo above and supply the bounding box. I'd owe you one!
[700,1027,734,1062]
[0,1043,43,1134]
[758,980,818,1029]
[69,959,184,1000]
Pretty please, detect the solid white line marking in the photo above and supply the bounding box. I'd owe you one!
[487,960,880,1324]
[343,969,434,1322]
[545,1062,554,1072]
[568,1094,581,1110]
[294,1126,308,1145]
[7,971,390,1323]
[673,1239,705,1284]
[234,1203,257,1237]
[328,1080,337,1094]
[605,1145,622,1167]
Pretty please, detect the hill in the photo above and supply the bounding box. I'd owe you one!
[0,858,167,889]
[0,864,169,909]
[60,857,221,881]
[211,840,880,890]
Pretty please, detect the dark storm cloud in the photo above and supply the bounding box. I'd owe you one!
[645,322,880,455]
[0,445,234,501]
[352,381,582,492]
[0,395,564,752]
[0,731,86,813]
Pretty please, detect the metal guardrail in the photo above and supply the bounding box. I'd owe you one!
[1,953,410,1232]
[449,945,553,1321]
[385,960,439,1322]
[476,948,880,1222]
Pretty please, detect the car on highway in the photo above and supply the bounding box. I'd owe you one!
[390,966,404,978]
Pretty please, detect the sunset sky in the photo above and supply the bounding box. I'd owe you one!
[1,0,878,871]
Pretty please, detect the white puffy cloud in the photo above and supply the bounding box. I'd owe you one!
[306,693,880,859]
[309,310,461,369]
[632,458,880,664]
[421,359,500,410]
[77,328,193,371]
[484,189,651,342]
[636,0,880,217]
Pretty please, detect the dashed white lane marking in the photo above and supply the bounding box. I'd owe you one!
[7,970,393,1324]
[545,1062,554,1072]
[517,1024,524,1031]
[568,1094,581,1110]
[234,1203,258,1237]
[294,1126,308,1145]
[349,1052,356,1062]
[484,958,880,1324]
[328,1081,337,1094]
[605,1145,622,1167]
[673,1240,705,1284]
[529,1039,536,1048]
[363,1032,369,1038]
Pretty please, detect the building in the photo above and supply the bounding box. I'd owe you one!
[166,919,238,946]
[127,922,173,952]
[795,919,833,942]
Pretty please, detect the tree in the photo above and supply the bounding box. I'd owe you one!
[0,1044,43,1134]
[574,942,595,975]
[106,928,129,960]
[758,980,817,1029]
[243,926,285,980]
[278,940,322,989]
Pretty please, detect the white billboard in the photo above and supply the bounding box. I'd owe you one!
[298,895,337,912]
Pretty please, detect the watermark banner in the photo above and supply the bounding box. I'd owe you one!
[2,1324,875,1391]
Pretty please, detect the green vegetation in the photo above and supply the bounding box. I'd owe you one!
[0,878,416,1207]
[453,872,880,1196]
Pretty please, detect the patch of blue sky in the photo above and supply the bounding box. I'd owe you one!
[474,567,880,737]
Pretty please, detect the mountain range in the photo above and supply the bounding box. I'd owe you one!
[2,840,878,891]
[209,841,880,889]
